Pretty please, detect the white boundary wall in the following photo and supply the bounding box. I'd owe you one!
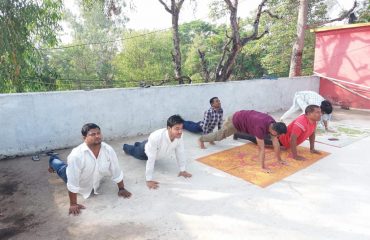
[0,76,319,158]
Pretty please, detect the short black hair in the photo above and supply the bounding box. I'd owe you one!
[272,122,287,135]
[305,105,320,114]
[209,97,219,105]
[320,100,333,114]
[81,123,100,137]
[167,115,184,128]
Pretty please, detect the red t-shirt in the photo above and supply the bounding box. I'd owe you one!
[232,110,275,139]
[279,114,316,148]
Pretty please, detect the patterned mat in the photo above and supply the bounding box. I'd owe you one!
[197,143,330,188]
[314,124,370,147]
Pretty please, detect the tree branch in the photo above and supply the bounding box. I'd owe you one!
[177,0,185,10]
[224,0,235,10]
[216,38,232,75]
[262,10,282,19]
[158,0,172,14]
[307,1,357,29]
[240,0,268,45]
[255,29,269,40]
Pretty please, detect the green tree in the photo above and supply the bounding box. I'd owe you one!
[242,0,335,77]
[356,0,370,22]
[112,30,174,87]
[48,2,126,90]
[0,0,62,93]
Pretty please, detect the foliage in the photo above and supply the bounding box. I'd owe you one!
[0,0,62,93]
[112,30,174,87]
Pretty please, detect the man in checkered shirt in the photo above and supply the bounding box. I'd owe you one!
[183,97,223,138]
[280,91,333,131]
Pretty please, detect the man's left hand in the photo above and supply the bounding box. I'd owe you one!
[178,171,192,178]
[278,159,289,166]
[118,188,132,198]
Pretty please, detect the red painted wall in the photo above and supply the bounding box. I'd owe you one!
[313,24,370,109]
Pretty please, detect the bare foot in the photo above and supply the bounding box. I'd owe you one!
[209,141,215,145]
[198,139,206,149]
[48,167,55,173]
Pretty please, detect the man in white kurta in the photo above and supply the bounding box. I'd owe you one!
[123,115,192,189]
[49,123,132,216]
[280,91,333,130]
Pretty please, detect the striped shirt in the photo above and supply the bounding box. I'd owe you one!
[200,107,223,134]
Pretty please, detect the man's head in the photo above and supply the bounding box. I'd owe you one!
[320,100,333,114]
[81,123,102,146]
[269,122,287,137]
[305,105,322,121]
[210,97,221,109]
[167,115,184,140]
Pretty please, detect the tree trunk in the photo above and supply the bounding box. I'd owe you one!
[216,44,240,82]
[215,1,240,82]
[12,51,23,93]
[214,0,269,82]
[288,0,356,77]
[158,0,185,84]
[198,49,210,82]
[171,11,183,83]
[289,0,308,77]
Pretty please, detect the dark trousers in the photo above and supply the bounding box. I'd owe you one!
[233,132,277,145]
[123,140,148,160]
[183,120,203,133]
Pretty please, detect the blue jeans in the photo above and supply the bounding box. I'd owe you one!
[183,120,203,133]
[49,156,68,183]
[123,140,148,160]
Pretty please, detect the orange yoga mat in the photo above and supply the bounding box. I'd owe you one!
[197,143,330,188]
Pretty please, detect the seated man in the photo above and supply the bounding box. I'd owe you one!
[183,97,223,137]
[280,91,333,131]
[123,115,192,190]
[279,105,322,160]
[48,123,132,216]
[198,110,287,173]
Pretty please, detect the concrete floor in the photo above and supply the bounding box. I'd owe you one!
[1,108,370,240]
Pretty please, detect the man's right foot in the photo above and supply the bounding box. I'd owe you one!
[198,139,206,149]
[48,167,55,173]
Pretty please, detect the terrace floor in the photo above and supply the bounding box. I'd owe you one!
[1,108,370,240]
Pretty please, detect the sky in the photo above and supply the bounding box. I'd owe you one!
[61,0,358,43]
[125,0,261,30]
[124,0,358,30]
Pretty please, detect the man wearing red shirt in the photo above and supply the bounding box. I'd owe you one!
[279,105,322,160]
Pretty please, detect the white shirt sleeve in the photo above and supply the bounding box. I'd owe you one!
[66,154,82,193]
[175,138,187,172]
[145,134,159,181]
[108,147,124,183]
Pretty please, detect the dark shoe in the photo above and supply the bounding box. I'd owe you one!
[46,151,59,157]
[123,144,131,155]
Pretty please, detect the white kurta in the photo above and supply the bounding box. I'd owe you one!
[66,142,124,199]
[144,128,187,181]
